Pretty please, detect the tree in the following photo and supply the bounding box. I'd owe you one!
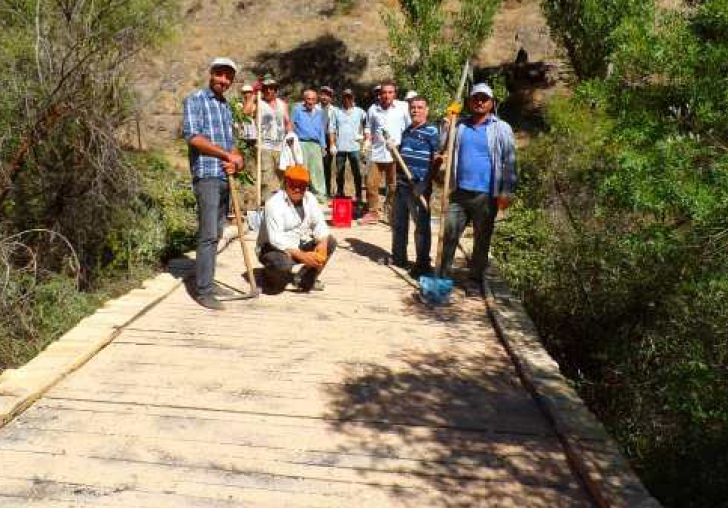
[383,0,502,114]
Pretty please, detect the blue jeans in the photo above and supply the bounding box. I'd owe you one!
[392,179,432,268]
[441,189,497,281]
[193,177,229,296]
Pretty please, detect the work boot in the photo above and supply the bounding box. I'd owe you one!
[409,264,433,279]
[463,278,484,298]
[377,256,409,269]
[294,267,319,292]
[195,294,225,310]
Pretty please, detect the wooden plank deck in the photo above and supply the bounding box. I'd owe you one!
[0,224,595,507]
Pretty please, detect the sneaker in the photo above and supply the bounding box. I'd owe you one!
[195,294,225,310]
[212,284,236,297]
[463,279,484,298]
[358,212,380,225]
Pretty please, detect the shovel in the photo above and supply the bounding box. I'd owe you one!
[383,129,429,210]
[255,90,263,208]
[218,175,261,300]
[418,60,470,306]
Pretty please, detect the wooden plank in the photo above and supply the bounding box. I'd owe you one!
[0,225,597,507]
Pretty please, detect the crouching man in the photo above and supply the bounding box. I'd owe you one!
[257,165,337,293]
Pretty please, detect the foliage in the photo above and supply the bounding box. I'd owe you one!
[497,1,728,506]
[0,1,190,369]
[0,153,195,369]
[383,0,502,115]
[542,0,653,79]
[229,97,257,186]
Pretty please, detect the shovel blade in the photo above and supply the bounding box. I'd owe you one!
[418,275,454,305]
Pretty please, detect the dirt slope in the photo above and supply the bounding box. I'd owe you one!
[133,0,561,168]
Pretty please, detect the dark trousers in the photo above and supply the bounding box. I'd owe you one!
[441,189,498,281]
[392,180,432,268]
[259,236,338,294]
[335,151,363,201]
[193,177,229,296]
[323,151,334,197]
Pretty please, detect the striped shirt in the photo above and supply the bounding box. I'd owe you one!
[400,122,440,181]
[182,88,234,179]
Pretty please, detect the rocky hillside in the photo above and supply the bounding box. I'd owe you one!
[133,0,562,168]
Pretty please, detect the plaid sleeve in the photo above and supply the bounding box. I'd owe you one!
[182,95,201,142]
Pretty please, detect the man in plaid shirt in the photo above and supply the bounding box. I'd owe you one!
[182,57,244,310]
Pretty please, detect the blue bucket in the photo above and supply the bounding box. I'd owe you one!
[418,275,454,305]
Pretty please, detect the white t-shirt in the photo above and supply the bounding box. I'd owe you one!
[257,190,329,251]
[259,98,288,151]
[366,100,411,163]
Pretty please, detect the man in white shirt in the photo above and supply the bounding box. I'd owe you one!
[258,77,292,202]
[257,165,337,293]
[360,81,411,224]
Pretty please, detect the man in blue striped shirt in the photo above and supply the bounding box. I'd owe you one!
[390,97,442,278]
[182,57,244,310]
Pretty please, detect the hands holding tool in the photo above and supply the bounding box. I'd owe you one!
[224,152,244,175]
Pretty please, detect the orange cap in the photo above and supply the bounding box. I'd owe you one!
[284,164,310,183]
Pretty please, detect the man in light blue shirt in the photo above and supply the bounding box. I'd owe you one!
[330,89,366,203]
[441,83,517,296]
[291,89,327,200]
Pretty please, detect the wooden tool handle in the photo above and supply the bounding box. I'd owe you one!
[255,91,263,208]
[435,113,458,276]
[390,145,429,210]
[434,59,470,276]
[229,177,258,293]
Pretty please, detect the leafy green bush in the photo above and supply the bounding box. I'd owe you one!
[542,0,652,79]
[0,151,195,369]
[383,0,502,115]
[497,2,728,505]
[102,153,196,274]
[0,272,100,369]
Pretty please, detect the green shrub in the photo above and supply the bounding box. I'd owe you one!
[101,152,196,274]
[496,2,728,502]
[383,0,502,115]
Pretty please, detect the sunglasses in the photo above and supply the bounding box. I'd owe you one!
[287,180,308,190]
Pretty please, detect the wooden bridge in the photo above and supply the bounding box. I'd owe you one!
[0,224,658,507]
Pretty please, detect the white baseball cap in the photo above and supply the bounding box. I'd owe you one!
[404,90,419,100]
[469,83,494,98]
[241,84,253,92]
[210,57,238,73]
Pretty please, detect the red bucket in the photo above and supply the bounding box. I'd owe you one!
[331,197,353,228]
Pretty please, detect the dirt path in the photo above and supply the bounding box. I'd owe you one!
[0,224,594,507]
